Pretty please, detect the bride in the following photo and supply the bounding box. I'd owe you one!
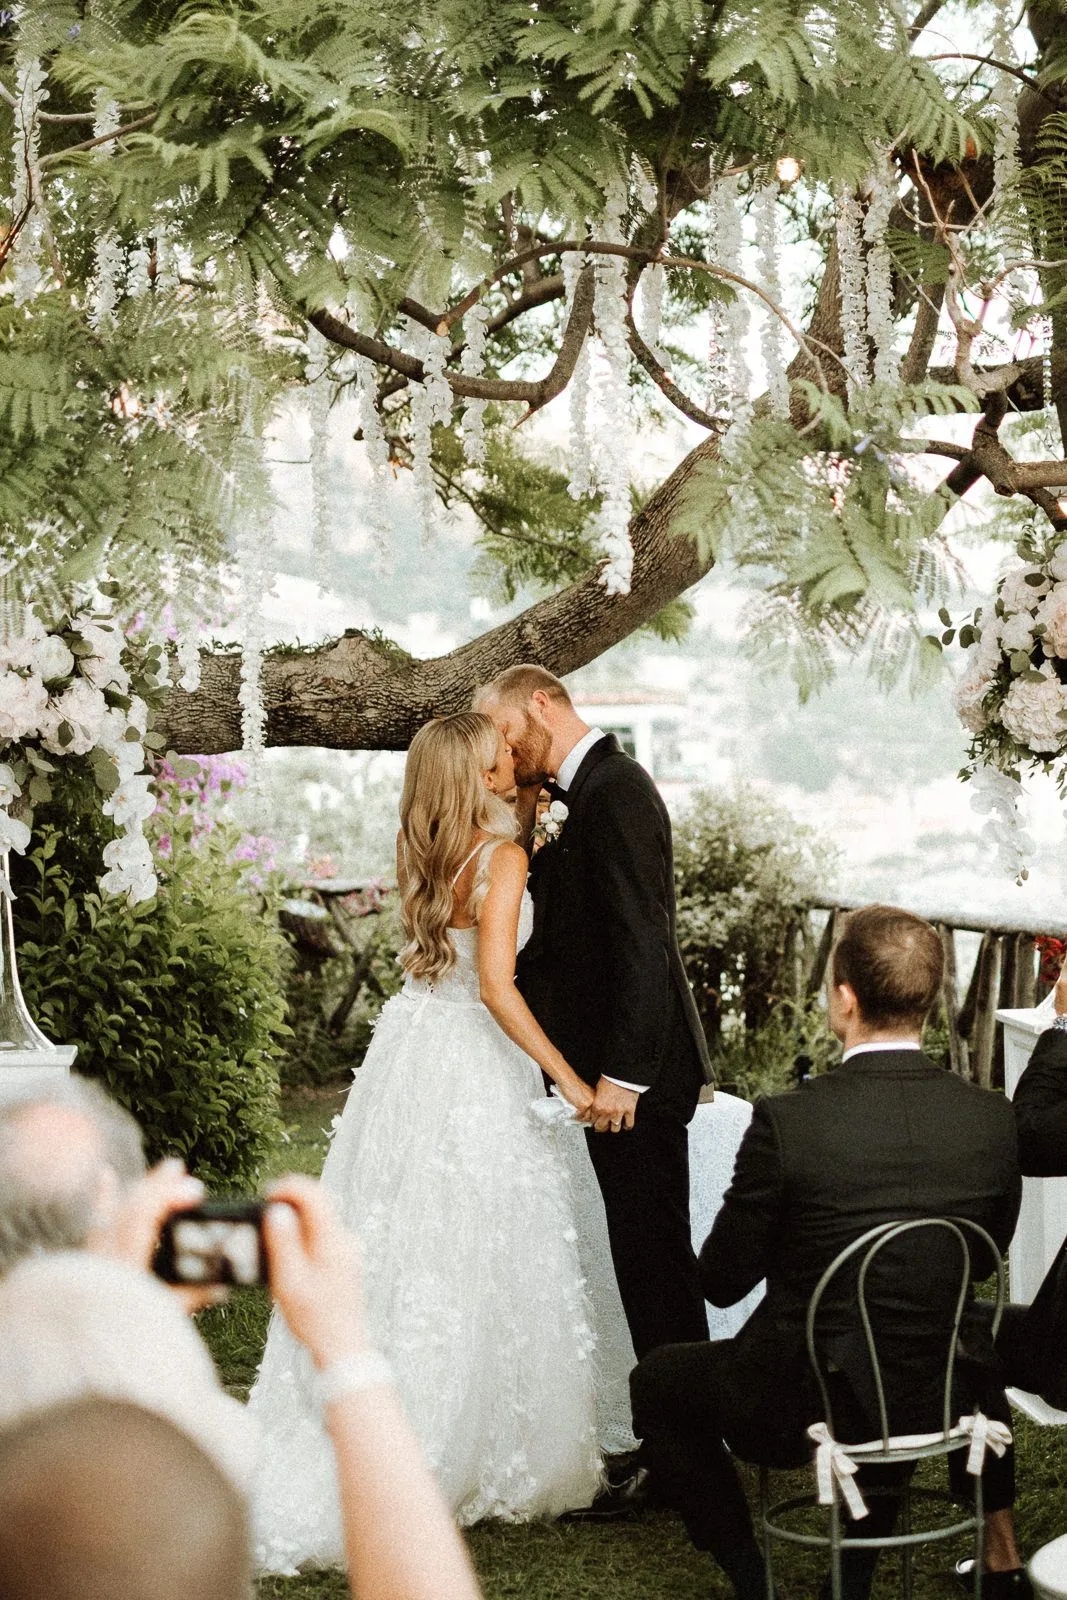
[248,711,604,1572]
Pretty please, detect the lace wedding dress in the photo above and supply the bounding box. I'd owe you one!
[248,853,603,1574]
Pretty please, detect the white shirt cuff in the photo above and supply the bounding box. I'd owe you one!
[602,1075,650,1094]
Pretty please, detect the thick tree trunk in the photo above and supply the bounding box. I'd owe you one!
[158,434,723,754]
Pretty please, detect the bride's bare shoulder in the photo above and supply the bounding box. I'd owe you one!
[487,839,528,876]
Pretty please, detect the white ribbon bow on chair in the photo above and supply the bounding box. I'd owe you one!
[807,1423,869,1519]
[958,1413,1013,1478]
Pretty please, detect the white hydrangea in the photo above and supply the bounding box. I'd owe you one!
[1048,544,1067,584]
[999,565,1050,613]
[1037,583,1067,657]
[0,671,49,743]
[998,670,1067,754]
[1000,610,1036,654]
[952,661,995,734]
[31,634,74,683]
[0,606,46,672]
[39,678,109,756]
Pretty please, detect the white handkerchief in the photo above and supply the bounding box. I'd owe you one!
[528,1089,584,1129]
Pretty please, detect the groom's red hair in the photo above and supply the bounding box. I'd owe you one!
[476,664,573,709]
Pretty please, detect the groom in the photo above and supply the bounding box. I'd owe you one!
[475,665,713,1365]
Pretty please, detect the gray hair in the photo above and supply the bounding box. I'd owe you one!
[0,1077,145,1276]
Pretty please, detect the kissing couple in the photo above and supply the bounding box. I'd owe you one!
[247,664,713,1573]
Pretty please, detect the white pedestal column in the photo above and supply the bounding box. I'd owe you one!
[999,991,1065,1304]
[0,1046,77,1102]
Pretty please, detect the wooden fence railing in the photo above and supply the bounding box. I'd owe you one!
[804,899,1067,1089]
[282,882,1067,1089]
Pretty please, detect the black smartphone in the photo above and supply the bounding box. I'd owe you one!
[154,1200,267,1287]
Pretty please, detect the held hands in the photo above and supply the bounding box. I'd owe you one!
[588,1078,640,1134]
[558,1074,596,1121]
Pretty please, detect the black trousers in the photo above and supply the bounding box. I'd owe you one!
[631,1337,1016,1566]
[584,1105,708,1361]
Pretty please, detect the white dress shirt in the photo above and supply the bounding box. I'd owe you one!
[842,1039,921,1063]
[554,726,606,791]
[552,728,647,1096]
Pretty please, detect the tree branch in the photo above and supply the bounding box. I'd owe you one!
[625,313,723,432]
[39,114,156,164]
[310,264,594,417]
[155,433,723,754]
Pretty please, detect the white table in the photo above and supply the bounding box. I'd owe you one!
[551,1090,761,1454]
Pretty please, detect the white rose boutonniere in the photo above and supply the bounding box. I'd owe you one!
[532,798,568,850]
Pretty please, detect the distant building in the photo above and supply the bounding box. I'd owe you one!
[573,691,716,800]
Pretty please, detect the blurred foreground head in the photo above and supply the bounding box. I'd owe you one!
[0,1077,145,1274]
[0,1396,251,1600]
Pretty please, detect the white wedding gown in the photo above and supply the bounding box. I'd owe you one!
[247,873,603,1573]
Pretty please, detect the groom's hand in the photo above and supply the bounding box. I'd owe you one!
[589,1079,639,1134]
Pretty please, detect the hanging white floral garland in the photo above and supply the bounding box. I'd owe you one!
[638,262,669,372]
[753,183,791,418]
[459,302,489,468]
[564,252,595,499]
[709,175,751,428]
[126,244,151,300]
[991,9,1022,216]
[232,407,272,765]
[152,225,180,292]
[354,355,393,569]
[304,325,333,583]
[10,52,47,306]
[409,321,452,545]
[862,163,898,384]
[835,185,870,397]
[592,183,634,596]
[88,92,124,332]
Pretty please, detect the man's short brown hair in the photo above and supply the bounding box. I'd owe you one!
[476,663,573,710]
[831,904,943,1030]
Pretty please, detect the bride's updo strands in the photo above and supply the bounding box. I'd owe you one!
[399,712,516,984]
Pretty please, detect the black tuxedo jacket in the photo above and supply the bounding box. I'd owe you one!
[515,734,712,1116]
[697,1050,1021,1457]
[1012,1024,1067,1175]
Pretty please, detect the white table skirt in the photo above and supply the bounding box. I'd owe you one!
[550,1090,764,1455]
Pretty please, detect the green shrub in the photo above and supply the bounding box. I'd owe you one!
[713,997,840,1101]
[10,770,286,1190]
[674,785,837,1050]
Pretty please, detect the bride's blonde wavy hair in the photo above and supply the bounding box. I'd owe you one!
[399,712,517,984]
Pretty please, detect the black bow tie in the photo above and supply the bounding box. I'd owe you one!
[543,779,565,802]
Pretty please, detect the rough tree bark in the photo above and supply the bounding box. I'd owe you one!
[158,433,722,753]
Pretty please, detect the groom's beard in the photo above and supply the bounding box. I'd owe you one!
[511,715,553,788]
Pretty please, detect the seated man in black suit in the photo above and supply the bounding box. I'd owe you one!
[632,904,1023,1600]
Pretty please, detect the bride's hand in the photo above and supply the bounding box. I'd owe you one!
[559,1075,595,1121]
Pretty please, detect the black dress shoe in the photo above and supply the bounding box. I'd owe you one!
[561,1466,651,1521]
[953,1560,1033,1600]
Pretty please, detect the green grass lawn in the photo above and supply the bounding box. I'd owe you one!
[199,1087,1067,1600]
